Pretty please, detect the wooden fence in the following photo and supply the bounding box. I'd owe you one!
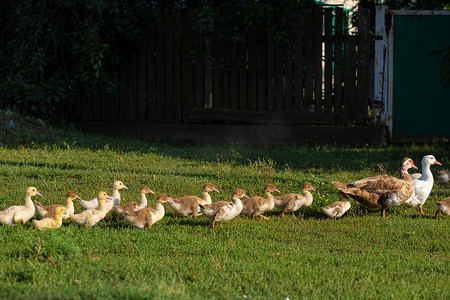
[57,7,370,126]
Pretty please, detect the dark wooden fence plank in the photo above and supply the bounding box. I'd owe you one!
[273,42,284,111]
[294,18,304,111]
[324,8,333,114]
[204,36,213,109]
[313,7,323,113]
[137,41,147,121]
[212,39,222,109]
[239,40,248,110]
[230,45,239,110]
[147,29,156,121]
[173,13,182,122]
[334,8,344,124]
[119,64,128,121]
[285,31,294,111]
[194,32,203,109]
[156,12,166,121]
[357,8,370,120]
[222,43,231,109]
[101,92,110,121]
[257,30,267,111]
[344,36,357,124]
[266,30,274,111]
[304,10,314,107]
[165,9,175,121]
[248,33,257,111]
[181,11,194,121]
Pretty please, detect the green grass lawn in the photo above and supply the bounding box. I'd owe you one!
[0,119,448,299]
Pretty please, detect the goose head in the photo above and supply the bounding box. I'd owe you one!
[26,187,42,198]
[422,155,442,167]
[55,207,69,218]
[66,191,81,201]
[233,189,249,199]
[264,184,280,194]
[97,191,112,203]
[302,182,316,192]
[113,181,128,191]
[203,183,219,193]
[401,157,418,171]
[141,185,155,195]
[156,194,171,204]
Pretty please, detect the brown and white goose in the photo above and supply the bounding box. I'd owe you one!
[71,191,112,227]
[241,184,280,219]
[80,181,128,212]
[32,207,68,231]
[167,183,219,219]
[274,182,315,219]
[115,186,154,216]
[331,157,417,218]
[199,189,248,228]
[435,197,450,217]
[0,187,42,225]
[117,194,170,228]
[322,191,351,220]
[35,191,80,220]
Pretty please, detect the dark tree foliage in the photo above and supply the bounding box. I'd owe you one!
[0,0,308,118]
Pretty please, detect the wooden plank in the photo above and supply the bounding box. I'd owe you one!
[189,108,335,125]
[273,42,284,110]
[212,38,222,108]
[334,8,344,124]
[294,18,304,111]
[204,36,213,109]
[229,45,239,110]
[257,30,267,111]
[128,55,138,121]
[101,91,111,121]
[357,8,370,119]
[147,29,157,121]
[344,36,357,124]
[222,43,231,109]
[266,30,274,111]
[313,7,323,113]
[64,97,74,120]
[238,39,248,110]
[137,40,147,121]
[156,11,165,121]
[109,63,119,121]
[92,95,101,120]
[75,91,82,120]
[81,90,91,120]
[173,12,182,122]
[285,31,294,111]
[304,11,314,107]
[248,32,257,110]
[194,30,203,109]
[324,8,333,113]
[165,8,174,121]
[181,10,194,121]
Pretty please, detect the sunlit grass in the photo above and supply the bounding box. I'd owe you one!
[0,124,448,298]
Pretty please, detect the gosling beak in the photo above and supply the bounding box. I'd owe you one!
[36,192,43,197]
[148,189,155,194]
[274,188,280,193]
[243,194,249,198]
[75,195,81,200]
[311,187,316,192]
[213,188,219,193]
[434,160,442,166]
[122,184,129,190]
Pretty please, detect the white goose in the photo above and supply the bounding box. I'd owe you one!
[80,181,128,213]
[0,187,42,225]
[404,155,441,215]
